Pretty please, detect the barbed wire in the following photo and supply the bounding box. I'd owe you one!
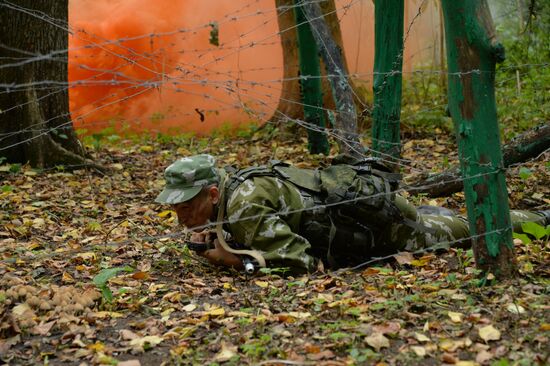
[1,163,539,267]
[0,2,547,176]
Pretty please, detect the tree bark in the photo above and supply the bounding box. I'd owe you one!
[441,0,514,279]
[270,0,369,125]
[371,0,404,166]
[0,0,101,170]
[270,0,304,124]
[294,1,330,154]
[300,1,363,158]
[408,123,550,197]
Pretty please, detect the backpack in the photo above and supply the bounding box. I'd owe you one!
[223,157,403,268]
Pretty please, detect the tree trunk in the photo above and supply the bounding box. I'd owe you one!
[371,0,404,166]
[318,0,369,114]
[300,1,363,158]
[294,1,330,154]
[441,0,515,279]
[408,123,550,197]
[0,0,101,170]
[270,0,369,125]
[270,0,304,124]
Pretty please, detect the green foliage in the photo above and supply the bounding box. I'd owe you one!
[9,163,21,173]
[518,167,532,180]
[513,222,550,244]
[93,266,134,302]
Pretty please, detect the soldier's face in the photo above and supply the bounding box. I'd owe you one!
[171,186,219,231]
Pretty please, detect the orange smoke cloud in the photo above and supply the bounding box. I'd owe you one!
[69,0,283,134]
[69,0,441,135]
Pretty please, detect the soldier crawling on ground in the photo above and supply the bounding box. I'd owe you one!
[155,154,549,274]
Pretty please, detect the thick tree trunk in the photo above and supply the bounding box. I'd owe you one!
[300,1,363,158]
[270,0,304,123]
[441,0,514,279]
[270,1,368,125]
[294,2,330,154]
[0,0,100,170]
[409,123,550,197]
[371,0,404,166]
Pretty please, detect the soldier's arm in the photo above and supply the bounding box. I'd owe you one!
[227,178,317,273]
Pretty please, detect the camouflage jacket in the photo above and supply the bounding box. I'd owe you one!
[224,175,317,273]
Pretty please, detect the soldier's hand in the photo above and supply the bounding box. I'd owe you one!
[197,239,244,269]
[189,230,211,244]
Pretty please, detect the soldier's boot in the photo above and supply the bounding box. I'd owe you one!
[538,210,550,226]
[417,205,456,217]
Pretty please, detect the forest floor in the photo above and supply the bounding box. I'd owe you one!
[1,127,549,366]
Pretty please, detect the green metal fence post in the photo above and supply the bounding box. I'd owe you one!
[294,1,329,154]
[441,0,515,279]
[372,0,404,164]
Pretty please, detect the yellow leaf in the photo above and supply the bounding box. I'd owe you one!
[479,325,501,342]
[206,307,225,317]
[456,361,478,366]
[447,311,464,323]
[87,341,105,352]
[110,163,124,171]
[254,280,269,288]
[93,311,125,319]
[140,145,154,153]
[62,272,75,283]
[158,210,174,218]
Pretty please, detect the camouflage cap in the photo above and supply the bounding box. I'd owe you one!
[155,154,219,204]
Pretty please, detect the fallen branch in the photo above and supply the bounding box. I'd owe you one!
[407,123,550,197]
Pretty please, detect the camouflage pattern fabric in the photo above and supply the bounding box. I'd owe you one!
[224,175,546,273]
[155,154,219,204]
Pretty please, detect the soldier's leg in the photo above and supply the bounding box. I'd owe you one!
[384,196,470,252]
[387,197,548,252]
[510,210,547,233]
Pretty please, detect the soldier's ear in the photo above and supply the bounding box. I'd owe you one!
[208,185,220,204]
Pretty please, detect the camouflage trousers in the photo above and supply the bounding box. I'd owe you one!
[385,196,546,252]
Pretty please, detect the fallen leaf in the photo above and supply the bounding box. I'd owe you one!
[213,341,238,362]
[456,361,478,366]
[414,332,431,342]
[130,335,163,351]
[365,333,390,351]
[448,311,464,323]
[131,271,149,280]
[479,325,501,342]
[394,251,414,265]
[506,303,525,314]
[182,303,197,312]
[118,361,140,366]
[307,349,335,360]
[205,307,225,317]
[254,280,269,288]
[31,321,56,336]
[411,346,426,357]
[476,350,494,364]
[120,329,140,340]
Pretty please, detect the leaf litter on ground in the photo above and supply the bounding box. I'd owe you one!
[0,129,549,365]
